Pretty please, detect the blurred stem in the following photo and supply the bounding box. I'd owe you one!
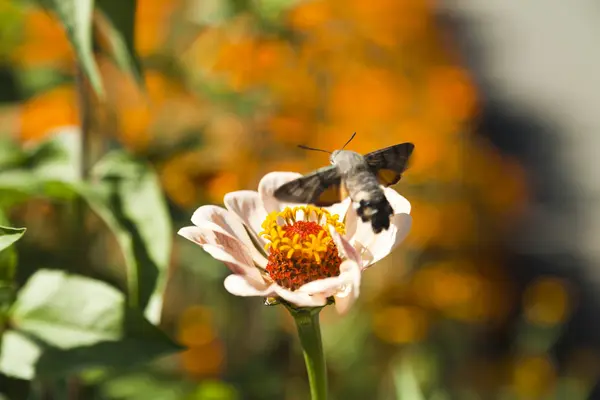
[70,63,92,276]
[62,62,93,400]
[76,63,92,181]
[290,306,328,400]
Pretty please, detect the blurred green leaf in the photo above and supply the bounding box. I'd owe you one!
[0,330,41,380]
[190,380,240,400]
[0,227,26,253]
[83,151,172,317]
[187,0,234,26]
[0,269,182,379]
[39,0,104,98]
[253,0,297,24]
[100,372,194,400]
[26,127,82,182]
[95,0,144,88]
[0,1,24,60]
[0,214,22,324]
[393,354,426,400]
[0,129,81,206]
[0,138,26,169]
[16,67,73,99]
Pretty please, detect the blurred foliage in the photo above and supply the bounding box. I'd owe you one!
[0,0,594,399]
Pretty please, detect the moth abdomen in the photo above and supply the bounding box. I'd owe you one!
[357,198,393,234]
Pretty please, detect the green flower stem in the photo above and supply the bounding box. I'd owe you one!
[291,307,328,400]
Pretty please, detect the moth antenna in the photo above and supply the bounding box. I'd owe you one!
[297,144,332,154]
[341,132,357,150]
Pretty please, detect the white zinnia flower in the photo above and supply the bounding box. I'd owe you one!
[178,171,412,314]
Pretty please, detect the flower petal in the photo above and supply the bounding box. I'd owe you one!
[178,225,266,286]
[384,187,411,215]
[224,274,273,297]
[224,190,269,249]
[177,226,206,245]
[225,275,328,307]
[179,223,253,268]
[190,205,267,268]
[329,226,362,264]
[334,290,355,315]
[273,286,328,307]
[297,259,361,298]
[258,171,303,213]
[201,244,266,286]
[345,188,412,268]
[352,213,413,268]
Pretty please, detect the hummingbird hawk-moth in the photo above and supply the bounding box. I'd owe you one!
[273,133,414,234]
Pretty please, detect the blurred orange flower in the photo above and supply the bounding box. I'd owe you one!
[11,7,73,67]
[329,67,408,132]
[135,0,182,56]
[287,0,331,31]
[425,66,479,123]
[373,305,429,344]
[178,305,225,378]
[512,355,556,399]
[19,85,78,141]
[345,0,432,47]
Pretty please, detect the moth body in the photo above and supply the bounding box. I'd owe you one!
[331,150,393,233]
[273,139,414,235]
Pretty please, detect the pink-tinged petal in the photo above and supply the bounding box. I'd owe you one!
[334,291,355,315]
[178,225,266,286]
[273,286,328,307]
[202,244,265,286]
[177,226,206,246]
[190,205,267,268]
[297,259,361,298]
[224,274,273,297]
[179,223,253,268]
[224,190,268,248]
[329,226,361,264]
[258,171,303,213]
[334,260,362,314]
[297,276,346,297]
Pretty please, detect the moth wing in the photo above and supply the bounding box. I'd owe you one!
[364,143,414,186]
[273,166,343,207]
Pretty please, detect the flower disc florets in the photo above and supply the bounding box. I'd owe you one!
[260,205,346,290]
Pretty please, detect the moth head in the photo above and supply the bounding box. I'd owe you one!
[329,150,342,165]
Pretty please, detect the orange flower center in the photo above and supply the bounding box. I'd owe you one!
[260,206,345,290]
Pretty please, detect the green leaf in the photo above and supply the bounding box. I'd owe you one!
[0,138,26,170]
[0,330,41,380]
[99,372,195,400]
[17,67,73,99]
[95,0,144,88]
[0,269,182,380]
[0,226,26,253]
[0,213,22,330]
[27,127,82,182]
[0,129,81,205]
[392,354,426,400]
[187,0,234,26]
[40,0,104,98]
[83,151,172,316]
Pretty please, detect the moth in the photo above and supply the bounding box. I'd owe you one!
[273,133,414,234]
